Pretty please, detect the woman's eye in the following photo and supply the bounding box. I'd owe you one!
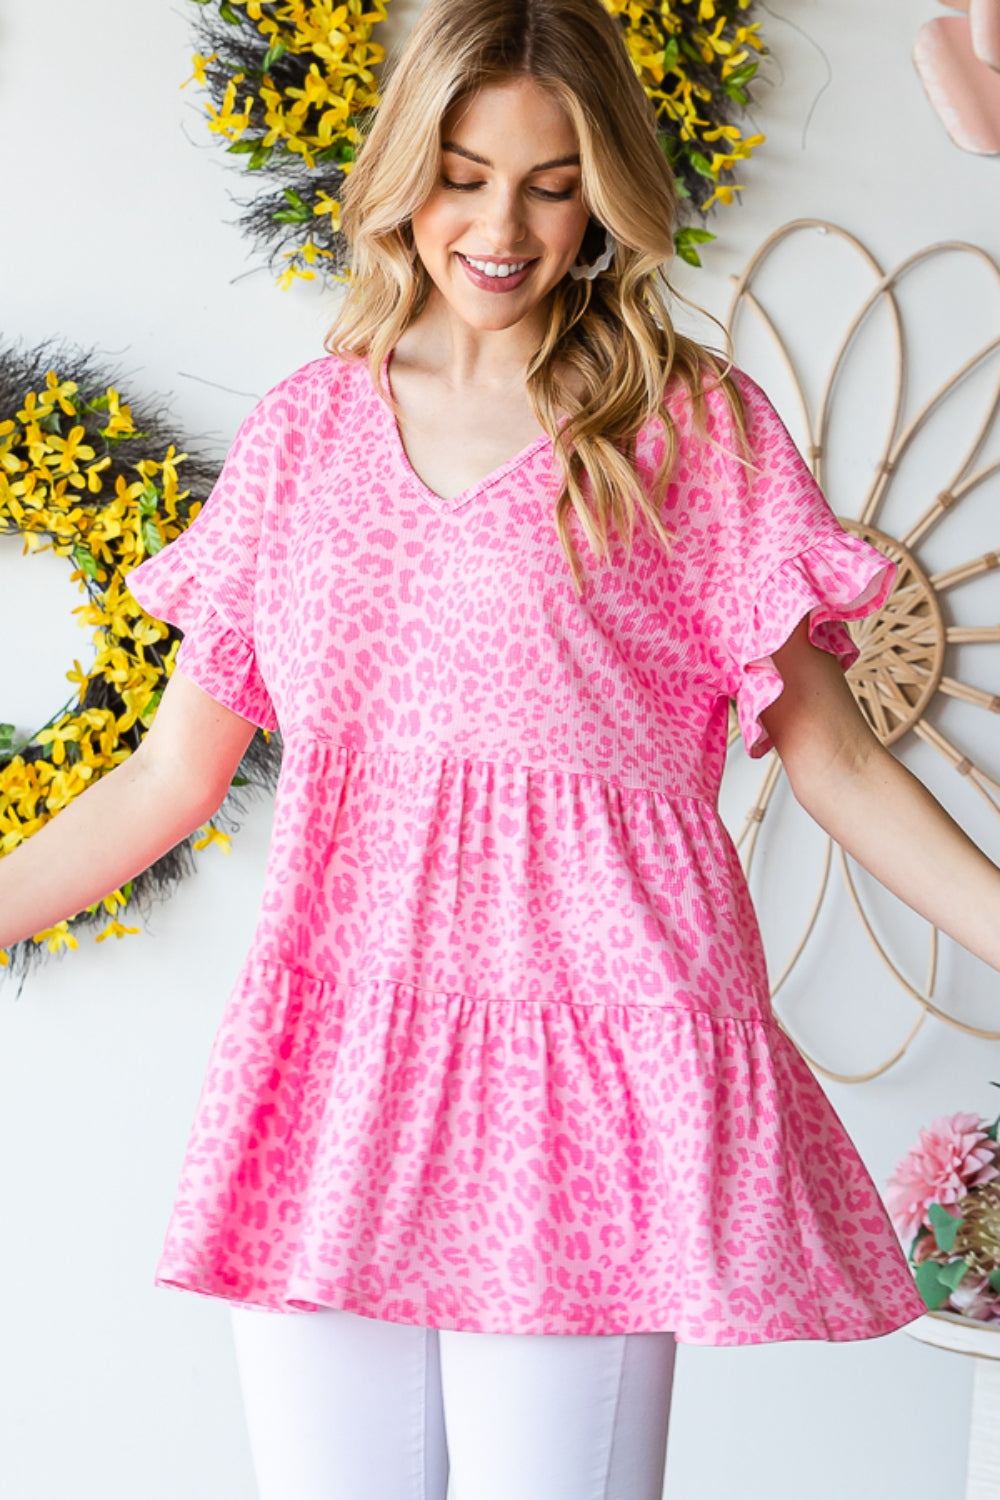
[440,177,575,201]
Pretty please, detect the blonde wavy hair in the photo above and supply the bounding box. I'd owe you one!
[326,0,746,592]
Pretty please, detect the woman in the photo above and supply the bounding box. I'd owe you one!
[2,1,998,1496]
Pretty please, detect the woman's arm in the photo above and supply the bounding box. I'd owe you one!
[0,671,257,952]
[759,618,1000,972]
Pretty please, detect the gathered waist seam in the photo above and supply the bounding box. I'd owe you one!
[241,952,775,1029]
[276,734,718,804]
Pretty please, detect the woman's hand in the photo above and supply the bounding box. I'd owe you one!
[0,670,258,954]
[759,618,1000,973]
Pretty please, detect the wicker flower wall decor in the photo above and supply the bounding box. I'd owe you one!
[0,345,282,988]
[725,220,1000,1082]
[185,0,766,286]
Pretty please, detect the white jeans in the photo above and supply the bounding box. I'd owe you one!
[230,1305,677,1500]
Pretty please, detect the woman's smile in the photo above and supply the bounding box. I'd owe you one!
[455,251,539,291]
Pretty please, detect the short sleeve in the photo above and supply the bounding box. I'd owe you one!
[719,372,897,759]
[126,396,280,733]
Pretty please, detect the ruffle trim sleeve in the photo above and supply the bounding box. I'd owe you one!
[733,532,896,758]
[127,551,278,733]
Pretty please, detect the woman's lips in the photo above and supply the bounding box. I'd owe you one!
[456,252,538,292]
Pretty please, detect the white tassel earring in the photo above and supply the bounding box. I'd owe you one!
[568,227,617,282]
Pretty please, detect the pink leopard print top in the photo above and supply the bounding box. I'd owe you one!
[126,353,924,1343]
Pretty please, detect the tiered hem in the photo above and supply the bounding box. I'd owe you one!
[153,957,924,1345]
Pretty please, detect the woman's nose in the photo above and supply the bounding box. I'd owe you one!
[479,185,527,249]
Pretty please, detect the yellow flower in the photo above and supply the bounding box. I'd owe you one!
[43,425,96,476]
[314,191,343,231]
[32,921,79,954]
[43,373,79,416]
[100,389,136,439]
[95,919,142,943]
[701,181,742,210]
[182,51,219,90]
[193,823,233,854]
[35,720,82,766]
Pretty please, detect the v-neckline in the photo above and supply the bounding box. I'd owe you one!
[374,350,552,514]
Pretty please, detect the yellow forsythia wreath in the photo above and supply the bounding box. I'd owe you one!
[0,345,281,986]
[186,0,765,282]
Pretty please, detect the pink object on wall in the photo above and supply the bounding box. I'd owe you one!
[913,15,1000,153]
[937,0,970,12]
[971,0,1000,70]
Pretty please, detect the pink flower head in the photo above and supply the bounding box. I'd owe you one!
[886,1112,1000,1247]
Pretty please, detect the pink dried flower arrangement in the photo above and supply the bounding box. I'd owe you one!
[887,1091,1000,1320]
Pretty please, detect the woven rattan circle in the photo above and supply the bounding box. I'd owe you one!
[839,520,946,747]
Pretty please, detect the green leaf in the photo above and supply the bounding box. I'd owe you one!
[272,207,312,224]
[657,132,681,164]
[928,1202,963,1253]
[122,880,134,901]
[940,1258,972,1292]
[283,187,309,210]
[687,150,715,179]
[914,1260,952,1310]
[138,482,159,516]
[674,226,716,267]
[725,61,759,90]
[0,723,16,752]
[141,519,164,556]
[261,40,287,72]
[721,82,749,106]
[247,142,274,170]
[989,1268,1000,1293]
[230,774,250,787]
[218,1,242,23]
[84,393,111,412]
[226,138,260,155]
[72,545,100,579]
[662,38,679,72]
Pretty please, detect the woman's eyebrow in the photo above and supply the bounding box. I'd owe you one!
[441,141,581,171]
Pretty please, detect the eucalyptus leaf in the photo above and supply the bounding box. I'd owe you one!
[928,1202,963,1253]
[914,1260,950,1310]
[939,1258,972,1292]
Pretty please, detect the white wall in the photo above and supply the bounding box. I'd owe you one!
[1,2,998,1496]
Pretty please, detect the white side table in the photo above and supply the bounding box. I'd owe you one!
[908,1311,1000,1497]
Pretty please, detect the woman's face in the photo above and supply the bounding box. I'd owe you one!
[410,77,593,335]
